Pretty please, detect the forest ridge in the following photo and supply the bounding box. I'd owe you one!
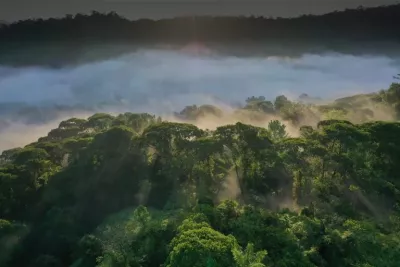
[2,4,400,67]
[1,4,400,44]
[1,78,400,266]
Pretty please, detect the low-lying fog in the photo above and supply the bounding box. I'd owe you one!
[1,48,399,151]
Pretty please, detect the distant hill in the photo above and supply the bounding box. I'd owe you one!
[1,4,400,66]
[1,5,399,43]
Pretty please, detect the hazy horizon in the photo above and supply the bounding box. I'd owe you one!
[1,50,398,108]
[1,48,399,152]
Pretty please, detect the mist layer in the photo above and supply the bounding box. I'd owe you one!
[0,48,399,151]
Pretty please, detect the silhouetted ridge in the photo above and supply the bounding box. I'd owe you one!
[0,5,400,44]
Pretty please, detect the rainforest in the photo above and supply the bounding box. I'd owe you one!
[2,80,400,266]
[1,4,400,267]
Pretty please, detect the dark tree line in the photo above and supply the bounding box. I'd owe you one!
[1,5,400,43]
[1,4,400,66]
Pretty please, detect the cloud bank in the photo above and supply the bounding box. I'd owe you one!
[0,48,399,151]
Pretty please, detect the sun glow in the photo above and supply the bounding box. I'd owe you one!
[180,42,212,55]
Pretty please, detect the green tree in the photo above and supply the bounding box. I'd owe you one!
[232,243,268,267]
[166,215,238,267]
[267,120,288,142]
[274,95,290,111]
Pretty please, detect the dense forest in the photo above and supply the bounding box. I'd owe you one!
[1,76,400,266]
[2,4,400,43]
[1,4,400,66]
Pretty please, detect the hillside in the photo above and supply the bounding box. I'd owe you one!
[1,4,400,66]
[1,79,400,266]
[2,4,400,43]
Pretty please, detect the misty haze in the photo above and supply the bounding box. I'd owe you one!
[2,50,399,106]
[1,48,399,151]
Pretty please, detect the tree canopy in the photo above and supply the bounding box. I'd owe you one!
[1,79,400,267]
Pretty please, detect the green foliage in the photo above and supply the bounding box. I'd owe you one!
[0,219,28,266]
[74,234,103,266]
[267,120,288,142]
[2,82,400,267]
[0,148,22,165]
[323,109,347,120]
[166,216,238,267]
[232,242,268,267]
[274,95,290,111]
[176,105,223,120]
[244,97,275,114]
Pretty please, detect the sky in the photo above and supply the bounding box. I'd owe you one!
[0,0,399,22]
